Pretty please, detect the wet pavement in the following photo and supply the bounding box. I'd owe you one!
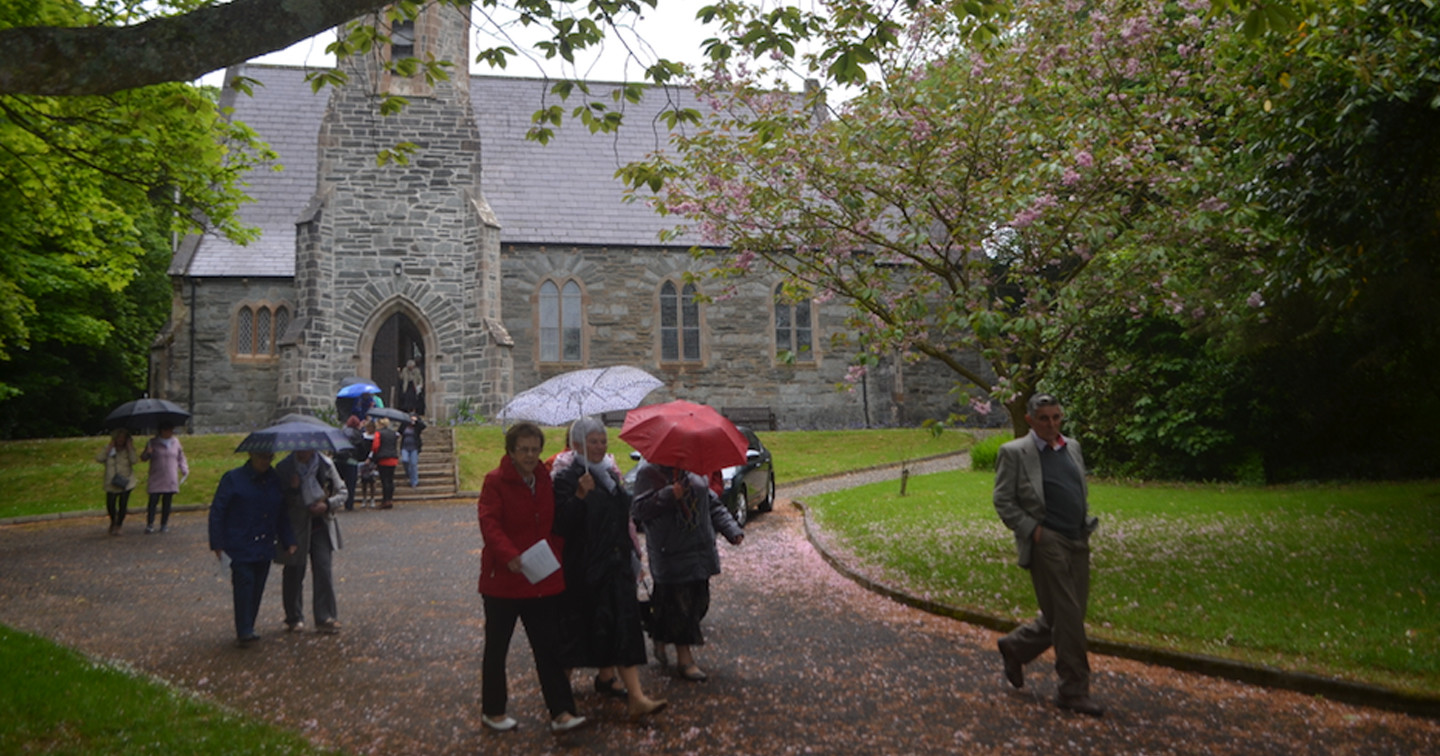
[1,469,1438,754]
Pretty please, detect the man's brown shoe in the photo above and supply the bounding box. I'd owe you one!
[997,638,1024,689]
[1057,695,1105,717]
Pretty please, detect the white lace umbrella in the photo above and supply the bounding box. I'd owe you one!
[498,366,663,426]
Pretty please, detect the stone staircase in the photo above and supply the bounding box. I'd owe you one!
[393,426,461,501]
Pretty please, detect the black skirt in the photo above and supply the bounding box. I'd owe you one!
[650,579,710,646]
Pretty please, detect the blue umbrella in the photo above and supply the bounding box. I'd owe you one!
[337,381,381,398]
[235,421,352,454]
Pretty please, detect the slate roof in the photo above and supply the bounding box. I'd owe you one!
[176,64,694,278]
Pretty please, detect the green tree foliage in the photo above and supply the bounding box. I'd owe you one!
[1057,0,1440,481]
[628,0,1239,434]
[0,0,273,437]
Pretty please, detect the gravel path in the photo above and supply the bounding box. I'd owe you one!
[1,457,1437,754]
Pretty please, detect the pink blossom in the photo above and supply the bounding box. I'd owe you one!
[969,398,992,416]
[1247,291,1265,308]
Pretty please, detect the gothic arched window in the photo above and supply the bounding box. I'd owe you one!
[774,283,816,363]
[539,279,584,363]
[233,302,291,359]
[660,280,702,363]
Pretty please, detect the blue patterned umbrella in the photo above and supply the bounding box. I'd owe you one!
[235,421,352,454]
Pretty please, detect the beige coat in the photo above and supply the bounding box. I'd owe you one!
[97,441,140,493]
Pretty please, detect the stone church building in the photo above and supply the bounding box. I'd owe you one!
[151,4,968,433]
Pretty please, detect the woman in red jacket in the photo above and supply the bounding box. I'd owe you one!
[476,422,587,735]
[370,418,400,509]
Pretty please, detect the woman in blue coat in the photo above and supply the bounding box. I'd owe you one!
[208,451,296,646]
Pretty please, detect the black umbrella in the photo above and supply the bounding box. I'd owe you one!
[275,413,335,427]
[104,398,191,431]
[235,421,352,454]
[368,407,411,424]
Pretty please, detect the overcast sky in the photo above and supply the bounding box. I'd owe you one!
[203,3,769,86]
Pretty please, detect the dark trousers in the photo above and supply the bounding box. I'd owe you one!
[481,594,576,719]
[339,462,358,511]
[1002,531,1092,699]
[146,492,175,527]
[283,525,336,626]
[230,559,272,640]
[105,490,132,528]
[378,465,396,503]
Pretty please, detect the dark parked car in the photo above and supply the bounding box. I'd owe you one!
[718,426,775,527]
[623,426,775,528]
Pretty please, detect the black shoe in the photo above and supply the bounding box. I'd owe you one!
[236,634,261,648]
[997,638,1024,689]
[593,675,628,698]
[1057,695,1105,717]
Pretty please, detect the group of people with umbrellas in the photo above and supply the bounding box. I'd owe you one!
[103,365,754,731]
[478,368,750,733]
[99,398,193,536]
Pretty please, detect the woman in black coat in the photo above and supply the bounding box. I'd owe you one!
[552,417,666,719]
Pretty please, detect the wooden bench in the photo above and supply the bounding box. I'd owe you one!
[722,406,777,431]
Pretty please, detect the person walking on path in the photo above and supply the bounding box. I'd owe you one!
[140,423,188,534]
[631,460,744,682]
[476,422,588,734]
[992,392,1104,717]
[208,451,296,647]
[370,418,400,509]
[275,450,347,635]
[97,428,140,536]
[552,417,667,719]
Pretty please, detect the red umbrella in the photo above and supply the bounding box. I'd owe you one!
[619,400,748,475]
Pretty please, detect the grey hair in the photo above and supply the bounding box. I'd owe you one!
[1027,393,1062,414]
[569,416,606,451]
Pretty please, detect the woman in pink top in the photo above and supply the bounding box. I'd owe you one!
[140,423,189,533]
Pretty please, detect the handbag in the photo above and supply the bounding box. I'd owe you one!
[110,474,129,489]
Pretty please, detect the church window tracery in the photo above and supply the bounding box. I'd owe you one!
[538,278,584,363]
[233,302,291,360]
[660,280,703,363]
[774,284,816,364]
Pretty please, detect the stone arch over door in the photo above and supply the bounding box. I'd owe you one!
[356,298,438,415]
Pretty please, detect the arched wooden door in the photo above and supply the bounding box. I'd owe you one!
[370,312,426,413]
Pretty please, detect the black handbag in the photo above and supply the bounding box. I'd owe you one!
[110,474,129,489]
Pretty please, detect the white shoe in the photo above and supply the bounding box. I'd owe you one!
[482,715,518,732]
[550,715,588,734]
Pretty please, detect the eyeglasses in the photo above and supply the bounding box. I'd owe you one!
[513,445,542,455]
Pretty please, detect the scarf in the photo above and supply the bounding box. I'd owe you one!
[296,453,325,507]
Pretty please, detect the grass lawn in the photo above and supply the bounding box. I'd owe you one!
[0,626,333,755]
[455,425,972,492]
[0,434,246,521]
[805,471,1440,697]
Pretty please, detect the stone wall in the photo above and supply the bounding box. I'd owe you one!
[499,244,965,428]
[153,277,292,433]
[290,2,510,422]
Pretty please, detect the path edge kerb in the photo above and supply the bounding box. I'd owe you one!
[791,489,1440,721]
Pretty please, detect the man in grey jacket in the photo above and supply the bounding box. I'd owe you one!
[275,449,348,634]
[992,393,1103,717]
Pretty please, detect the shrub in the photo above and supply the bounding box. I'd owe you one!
[969,432,1007,472]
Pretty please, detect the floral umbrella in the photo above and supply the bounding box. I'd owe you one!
[619,400,748,474]
[498,365,663,426]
